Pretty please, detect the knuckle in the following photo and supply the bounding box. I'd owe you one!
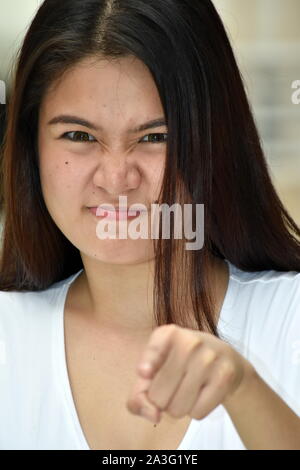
[161,323,177,333]
[153,323,177,343]
[199,348,218,367]
[166,323,178,338]
[219,360,235,382]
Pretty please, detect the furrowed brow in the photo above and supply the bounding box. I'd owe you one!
[47,115,167,133]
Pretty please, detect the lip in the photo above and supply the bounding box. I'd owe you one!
[88,207,147,221]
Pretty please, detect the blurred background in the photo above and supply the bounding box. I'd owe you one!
[0,0,299,231]
[214,0,300,228]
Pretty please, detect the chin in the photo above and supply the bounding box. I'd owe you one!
[85,239,155,265]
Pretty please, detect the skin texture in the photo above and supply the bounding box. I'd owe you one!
[38,54,168,334]
[38,54,228,335]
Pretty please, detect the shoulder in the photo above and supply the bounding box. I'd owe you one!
[226,261,300,323]
[223,261,300,415]
[224,261,300,341]
[0,270,82,329]
[228,260,300,291]
[0,270,82,377]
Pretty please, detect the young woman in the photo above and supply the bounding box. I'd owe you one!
[0,0,299,450]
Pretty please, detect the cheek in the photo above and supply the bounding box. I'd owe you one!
[39,159,64,195]
[147,161,165,195]
[38,151,81,208]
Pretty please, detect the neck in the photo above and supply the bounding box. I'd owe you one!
[71,256,156,336]
[69,254,229,337]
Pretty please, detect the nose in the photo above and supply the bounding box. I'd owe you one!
[92,153,141,195]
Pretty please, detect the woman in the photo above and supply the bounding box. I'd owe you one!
[0,0,299,450]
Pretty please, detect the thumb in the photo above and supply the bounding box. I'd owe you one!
[126,369,162,423]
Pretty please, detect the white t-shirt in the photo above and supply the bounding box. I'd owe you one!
[0,259,299,450]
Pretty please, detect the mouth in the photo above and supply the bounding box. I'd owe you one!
[87,206,147,221]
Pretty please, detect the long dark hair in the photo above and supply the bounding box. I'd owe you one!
[0,0,299,338]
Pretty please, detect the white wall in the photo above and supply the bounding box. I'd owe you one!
[0,0,43,95]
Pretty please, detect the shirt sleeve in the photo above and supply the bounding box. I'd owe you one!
[245,273,300,418]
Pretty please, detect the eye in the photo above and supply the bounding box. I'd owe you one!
[60,131,96,143]
[139,133,168,144]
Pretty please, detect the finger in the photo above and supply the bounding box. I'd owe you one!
[137,324,177,378]
[144,334,192,411]
[127,325,179,423]
[126,368,162,422]
[160,345,216,418]
[145,331,207,412]
[191,360,234,420]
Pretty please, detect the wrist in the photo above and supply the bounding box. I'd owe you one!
[222,359,258,410]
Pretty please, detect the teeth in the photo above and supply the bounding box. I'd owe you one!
[97,208,108,216]
[95,208,142,217]
[100,208,127,212]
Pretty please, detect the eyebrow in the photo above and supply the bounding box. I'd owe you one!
[47,115,167,133]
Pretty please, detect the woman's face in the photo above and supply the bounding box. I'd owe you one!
[38,55,167,264]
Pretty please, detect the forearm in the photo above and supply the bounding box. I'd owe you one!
[223,364,300,450]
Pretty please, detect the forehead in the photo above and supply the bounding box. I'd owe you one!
[40,55,164,123]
